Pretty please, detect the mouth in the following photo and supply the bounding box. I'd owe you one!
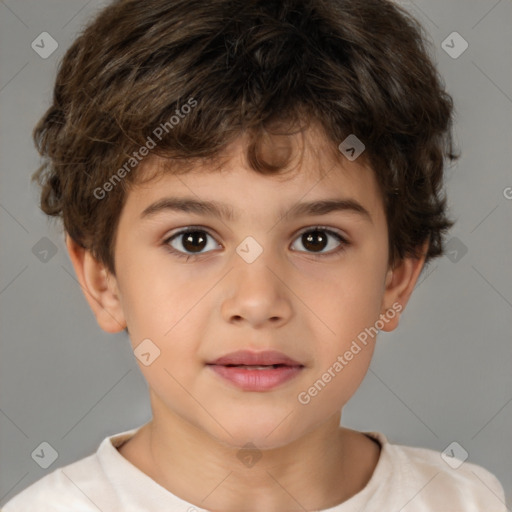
[217,364,291,369]
[206,350,304,391]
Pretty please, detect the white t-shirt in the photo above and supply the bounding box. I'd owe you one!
[2,426,507,512]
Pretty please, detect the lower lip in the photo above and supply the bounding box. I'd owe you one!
[208,365,303,391]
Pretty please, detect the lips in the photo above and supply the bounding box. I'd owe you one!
[206,350,304,391]
[207,350,303,367]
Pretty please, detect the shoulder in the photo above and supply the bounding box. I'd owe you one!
[2,427,142,512]
[2,452,103,512]
[368,432,507,512]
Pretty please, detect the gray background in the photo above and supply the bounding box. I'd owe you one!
[1,0,511,508]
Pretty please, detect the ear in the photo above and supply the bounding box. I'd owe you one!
[65,234,126,333]
[379,240,429,332]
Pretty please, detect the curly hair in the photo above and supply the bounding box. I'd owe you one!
[32,0,459,275]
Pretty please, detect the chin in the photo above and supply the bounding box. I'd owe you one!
[209,413,307,451]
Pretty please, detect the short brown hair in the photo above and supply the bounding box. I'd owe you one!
[32,0,459,275]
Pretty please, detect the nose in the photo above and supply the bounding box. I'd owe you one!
[220,251,294,329]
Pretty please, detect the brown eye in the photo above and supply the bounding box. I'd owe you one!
[181,231,208,253]
[165,229,219,258]
[164,226,348,261]
[291,228,348,255]
[302,230,329,252]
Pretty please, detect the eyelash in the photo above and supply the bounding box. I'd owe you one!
[162,225,350,261]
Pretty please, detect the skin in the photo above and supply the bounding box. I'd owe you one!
[66,126,427,511]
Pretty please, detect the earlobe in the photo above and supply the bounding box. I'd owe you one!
[379,241,428,332]
[65,234,127,333]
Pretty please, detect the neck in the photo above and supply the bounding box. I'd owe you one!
[120,395,381,512]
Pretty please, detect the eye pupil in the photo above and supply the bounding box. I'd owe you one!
[303,230,328,252]
[183,231,207,252]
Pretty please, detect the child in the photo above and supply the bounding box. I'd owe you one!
[3,0,506,510]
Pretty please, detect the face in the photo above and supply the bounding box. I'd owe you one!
[105,128,400,449]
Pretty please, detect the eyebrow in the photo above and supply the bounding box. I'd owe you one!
[140,197,372,223]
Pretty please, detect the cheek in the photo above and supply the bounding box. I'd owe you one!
[303,259,385,339]
[116,251,195,336]
[118,262,211,367]
[297,252,386,403]
[296,280,380,414]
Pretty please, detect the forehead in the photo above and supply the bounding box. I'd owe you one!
[122,129,384,224]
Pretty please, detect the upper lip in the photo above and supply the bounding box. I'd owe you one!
[207,350,303,367]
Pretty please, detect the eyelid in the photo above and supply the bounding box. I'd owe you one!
[163,225,221,245]
[295,225,348,240]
